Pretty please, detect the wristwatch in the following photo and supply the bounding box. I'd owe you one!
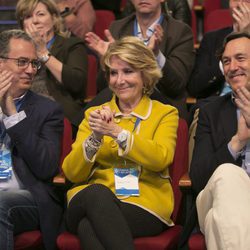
[117,130,129,147]
[39,53,51,63]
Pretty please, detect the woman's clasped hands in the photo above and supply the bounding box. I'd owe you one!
[88,105,122,141]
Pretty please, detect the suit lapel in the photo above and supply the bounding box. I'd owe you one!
[120,14,135,37]
[159,15,168,53]
[20,91,36,115]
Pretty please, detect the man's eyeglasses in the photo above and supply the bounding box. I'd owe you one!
[0,56,42,70]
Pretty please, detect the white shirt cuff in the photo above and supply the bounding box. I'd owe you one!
[3,111,27,129]
[156,51,166,69]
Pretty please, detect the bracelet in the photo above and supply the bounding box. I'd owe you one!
[84,134,102,159]
[85,134,102,149]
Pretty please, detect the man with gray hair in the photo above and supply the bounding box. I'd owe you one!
[0,29,63,250]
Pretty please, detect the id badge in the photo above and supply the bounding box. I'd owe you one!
[0,149,12,180]
[114,166,139,196]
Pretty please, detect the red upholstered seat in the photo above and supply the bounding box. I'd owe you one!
[94,10,115,40]
[189,232,206,250]
[56,118,189,250]
[204,9,232,33]
[14,230,42,250]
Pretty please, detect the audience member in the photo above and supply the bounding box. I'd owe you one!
[122,0,192,25]
[85,0,195,120]
[0,29,64,250]
[16,0,88,132]
[190,31,250,249]
[62,36,179,250]
[55,0,96,40]
[188,0,250,98]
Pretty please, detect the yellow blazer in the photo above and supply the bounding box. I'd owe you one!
[63,95,178,225]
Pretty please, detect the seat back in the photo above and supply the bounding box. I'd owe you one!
[120,0,127,11]
[60,118,73,167]
[203,0,221,19]
[189,232,206,250]
[94,10,115,40]
[169,118,189,223]
[204,9,232,33]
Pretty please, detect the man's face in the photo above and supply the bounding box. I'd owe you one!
[0,38,38,97]
[222,37,250,92]
[131,0,164,15]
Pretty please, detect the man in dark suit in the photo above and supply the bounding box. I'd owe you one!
[188,0,250,98]
[85,0,195,120]
[0,29,63,250]
[190,31,250,249]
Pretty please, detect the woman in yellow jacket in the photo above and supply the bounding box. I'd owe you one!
[62,36,179,250]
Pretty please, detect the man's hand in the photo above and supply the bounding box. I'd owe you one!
[24,23,48,57]
[0,70,16,115]
[147,24,163,56]
[85,29,115,57]
[235,86,250,127]
[232,2,250,32]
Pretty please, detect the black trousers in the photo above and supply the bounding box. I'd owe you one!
[66,184,167,250]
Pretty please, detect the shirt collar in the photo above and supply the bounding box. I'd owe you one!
[110,95,152,120]
[136,16,162,45]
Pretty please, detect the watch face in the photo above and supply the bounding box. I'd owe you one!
[118,131,128,142]
[119,133,127,141]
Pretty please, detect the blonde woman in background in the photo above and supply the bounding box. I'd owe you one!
[16,0,88,134]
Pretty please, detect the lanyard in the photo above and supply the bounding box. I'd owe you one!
[133,117,141,133]
[46,35,56,49]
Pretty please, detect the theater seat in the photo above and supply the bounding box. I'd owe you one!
[204,9,232,33]
[188,232,206,250]
[94,10,115,40]
[56,118,189,250]
[14,230,42,250]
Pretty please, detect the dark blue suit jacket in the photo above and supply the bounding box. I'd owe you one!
[7,90,64,250]
[190,93,241,193]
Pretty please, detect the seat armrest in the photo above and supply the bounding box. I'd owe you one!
[53,173,66,185]
[179,172,192,189]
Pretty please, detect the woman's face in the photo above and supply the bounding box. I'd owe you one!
[23,2,55,38]
[109,56,144,106]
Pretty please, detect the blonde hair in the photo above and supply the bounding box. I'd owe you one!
[102,36,162,95]
[16,0,65,35]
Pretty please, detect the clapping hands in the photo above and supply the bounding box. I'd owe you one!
[85,29,115,57]
[88,105,122,141]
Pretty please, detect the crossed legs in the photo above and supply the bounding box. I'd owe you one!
[66,184,167,250]
[196,164,250,250]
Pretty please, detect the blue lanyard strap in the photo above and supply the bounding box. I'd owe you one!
[133,117,141,132]
[46,35,56,49]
